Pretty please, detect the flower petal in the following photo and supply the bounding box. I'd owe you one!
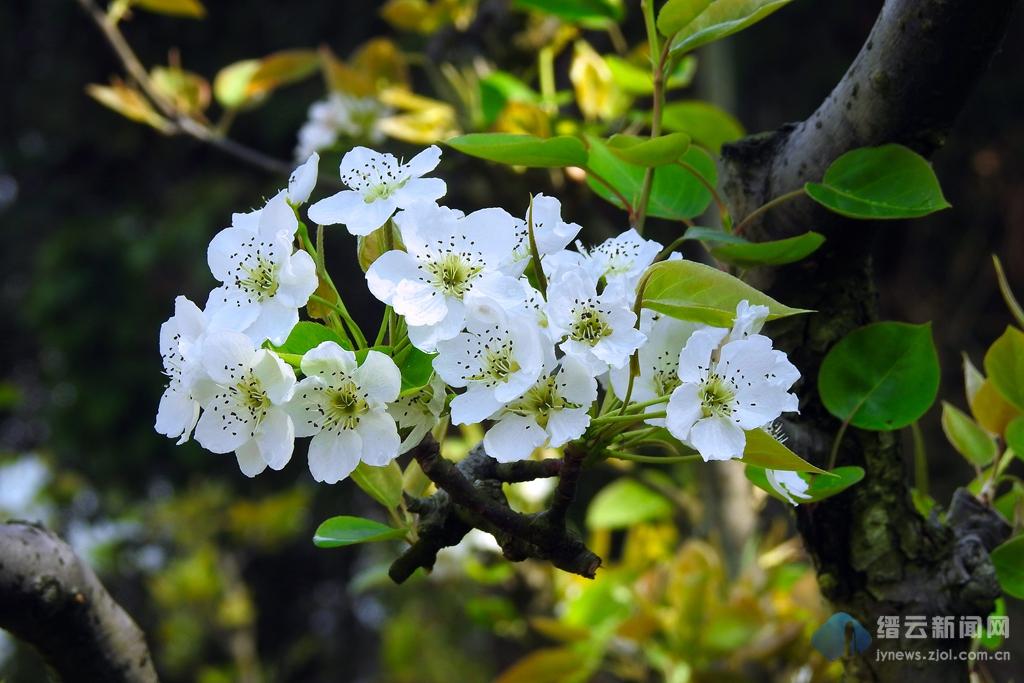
[200,332,255,385]
[252,350,296,404]
[354,350,402,405]
[483,414,546,462]
[449,387,503,425]
[666,383,702,442]
[235,440,268,478]
[301,341,357,381]
[677,327,728,384]
[308,430,362,484]
[355,410,400,466]
[287,152,319,204]
[256,406,294,470]
[689,415,746,461]
[545,408,590,448]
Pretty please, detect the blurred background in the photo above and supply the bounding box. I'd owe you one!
[1,1,1021,681]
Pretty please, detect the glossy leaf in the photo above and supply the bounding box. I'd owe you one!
[271,321,349,355]
[941,402,997,467]
[682,226,748,245]
[657,0,715,36]
[1006,416,1024,457]
[740,428,826,473]
[972,379,1022,436]
[805,144,951,219]
[709,231,825,267]
[668,0,797,56]
[399,348,435,395]
[640,259,810,326]
[131,0,205,18]
[448,133,588,168]
[313,516,406,548]
[585,479,673,529]
[963,352,985,410]
[350,462,404,509]
[984,326,1024,412]
[513,0,623,22]
[607,133,691,166]
[818,322,940,431]
[661,101,745,153]
[605,55,697,94]
[991,535,1024,599]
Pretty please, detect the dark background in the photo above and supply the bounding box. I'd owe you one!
[1,0,1021,680]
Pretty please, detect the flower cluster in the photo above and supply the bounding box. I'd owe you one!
[157,145,802,492]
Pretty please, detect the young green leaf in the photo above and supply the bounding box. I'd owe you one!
[984,326,1024,412]
[313,516,406,548]
[448,133,589,168]
[512,0,624,23]
[990,535,1024,599]
[1005,416,1024,457]
[399,347,436,395]
[941,402,997,467]
[660,101,745,153]
[805,144,951,219]
[245,50,320,99]
[213,60,264,109]
[818,322,940,431]
[740,428,826,473]
[709,231,825,267]
[992,255,1024,328]
[682,226,748,245]
[350,462,405,510]
[667,0,797,56]
[131,0,206,18]
[605,55,697,94]
[607,133,691,166]
[585,478,673,529]
[656,0,715,36]
[270,321,349,355]
[640,259,810,326]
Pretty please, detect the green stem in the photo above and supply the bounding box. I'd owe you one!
[827,418,851,471]
[374,306,392,347]
[675,160,732,230]
[382,220,397,345]
[732,188,807,237]
[606,450,700,464]
[584,167,635,222]
[592,410,666,426]
[911,420,928,496]
[300,226,368,349]
[633,18,674,234]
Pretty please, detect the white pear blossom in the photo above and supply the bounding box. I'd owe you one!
[766,468,812,506]
[193,332,297,477]
[308,145,446,236]
[665,304,800,461]
[366,202,522,351]
[546,271,646,376]
[288,343,402,484]
[156,296,210,444]
[433,314,547,425]
[294,92,389,161]
[581,228,662,294]
[504,194,582,277]
[609,310,701,424]
[286,152,319,205]
[730,300,770,340]
[483,357,597,463]
[206,192,318,346]
[389,374,447,454]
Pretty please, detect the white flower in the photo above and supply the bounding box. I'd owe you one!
[287,152,319,205]
[483,357,597,462]
[156,296,209,444]
[609,310,701,424]
[206,192,318,346]
[193,332,297,478]
[546,271,646,376]
[433,313,547,425]
[389,374,447,454]
[665,313,800,462]
[307,145,446,236]
[288,343,402,484]
[366,202,522,351]
[294,93,389,160]
[504,194,582,277]
[582,228,662,295]
[766,468,812,506]
[730,299,770,340]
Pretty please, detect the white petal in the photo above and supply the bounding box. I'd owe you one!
[155,385,198,442]
[545,408,590,447]
[449,387,503,425]
[483,414,546,462]
[235,440,268,478]
[277,249,318,306]
[366,250,424,305]
[258,191,298,241]
[287,377,325,437]
[689,415,746,461]
[403,145,442,177]
[194,395,255,454]
[355,410,400,466]
[766,469,811,505]
[393,280,449,326]
[252,350,296,404]
[172,296,208,341]
[309,191,397,236]
[393,177,446,207]
[308,430,362,484]
[256,407,294,470]
[200,332,255,385]
[207,227,249,283]
[666,383,702,442]
[556,357,598,405]
[287,152,319,204]
[301,341,357,380]
[246,302,299,347]
[354,351,402,405]
[677,327,728,384]
[205,287,261,332]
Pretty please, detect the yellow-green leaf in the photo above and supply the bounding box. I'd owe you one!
[740,428,826,473]
[131,0,205,18]
[984,326,1024,412]
[213,59,262,109]
[941,401,997,467]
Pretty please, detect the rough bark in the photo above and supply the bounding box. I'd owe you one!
[717,1,1018,680]
[0,521,159,682]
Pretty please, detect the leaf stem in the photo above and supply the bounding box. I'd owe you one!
[733,188,807,237]
[911,420,929,496]
[827,418,851,471]
[606,450,700,464]
[584,167,635,223]
[592,411,666,426]
[633,17,675,234]
[675,160,733,230]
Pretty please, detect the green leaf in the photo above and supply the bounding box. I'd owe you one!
[740,428,826,473]
[657,0,715,36]
[350,462,404,509]
[660,101,745,153]
[480,71,540,125]
[585,479,673,529]
[245,50,320,99]
[448,133,588,168]
[991,535,1024,599]
[1007,416,1024,456]
[805,144,951,219]
[131,0,205,18]
[668,0,797,56]
[984,326,1024,412]
[399,348,435,394]
[818,322,941,431]
[213,59,263,109]
[270,321,348,356]
[941,402,997,467]
[746,465,864,503]
[313,515,406,548]
[709,231,825,267]
[584,135,715,219]
[512,0,623,22]
[640,259,810,326]
[495,647,592,683]
[607,133,691,166]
